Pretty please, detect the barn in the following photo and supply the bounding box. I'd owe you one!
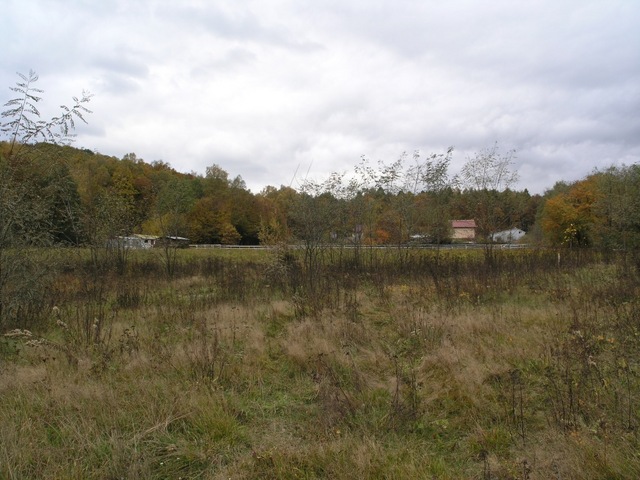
[451,219,477,242]
[491,228,526,243]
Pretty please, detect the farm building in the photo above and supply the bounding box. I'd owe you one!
[107,236,147,249]
[133,234,159,248]
[451,219,477,242]
[491,228,526,243]
[107,234,184,250]
[107,234,159,249]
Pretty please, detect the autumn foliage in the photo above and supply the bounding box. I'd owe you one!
[540,167,640,249]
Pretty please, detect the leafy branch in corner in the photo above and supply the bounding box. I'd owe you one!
[1,69,93,157]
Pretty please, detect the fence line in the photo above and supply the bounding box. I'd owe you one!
[188,243,531,250]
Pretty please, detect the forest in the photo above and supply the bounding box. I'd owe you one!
[2,139,640,251]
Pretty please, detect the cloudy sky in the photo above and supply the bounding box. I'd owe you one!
[2,0,639,194]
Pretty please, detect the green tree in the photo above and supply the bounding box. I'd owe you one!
[151,176,199,275]
[257,186,297,245]
[593,166,640,250]
[228,185,260,244]
[187,196,236,244]
[0,71,92,328]
[205,163,229,184]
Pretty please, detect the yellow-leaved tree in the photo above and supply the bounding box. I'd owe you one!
[540,177,601,247]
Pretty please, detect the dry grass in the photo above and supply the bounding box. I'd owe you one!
[1,248,639,478]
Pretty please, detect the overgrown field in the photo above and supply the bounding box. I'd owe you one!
[2,246,640,479]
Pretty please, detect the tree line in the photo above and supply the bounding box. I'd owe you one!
[2,71,639,252]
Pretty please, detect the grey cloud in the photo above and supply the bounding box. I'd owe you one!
[190,48,258,80]
[2,0,638,196]
[88,52,150,94]
[166,3,318,52]
[91,51,150,79]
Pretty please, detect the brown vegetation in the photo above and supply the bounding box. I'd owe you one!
[2,247,640,478]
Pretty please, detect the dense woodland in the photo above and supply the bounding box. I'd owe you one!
[1,140,640,250]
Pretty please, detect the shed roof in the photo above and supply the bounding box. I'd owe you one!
[451,219,477,229]
[133,234,159,240]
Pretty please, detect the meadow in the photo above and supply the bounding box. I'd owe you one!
[1,245,639,479]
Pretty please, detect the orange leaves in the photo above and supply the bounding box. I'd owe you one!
[541,177,602,247]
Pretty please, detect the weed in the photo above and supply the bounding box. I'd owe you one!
[2,247,640,478]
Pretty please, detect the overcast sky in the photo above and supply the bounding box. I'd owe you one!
[2,0,639,194]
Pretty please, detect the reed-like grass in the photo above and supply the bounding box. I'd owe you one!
[1,246,639,478]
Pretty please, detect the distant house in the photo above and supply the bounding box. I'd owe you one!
[451,219,477,242]
[106,236,142,250]
[491,228,526,243]
[107,234,159,249]
[133,234,159,249]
